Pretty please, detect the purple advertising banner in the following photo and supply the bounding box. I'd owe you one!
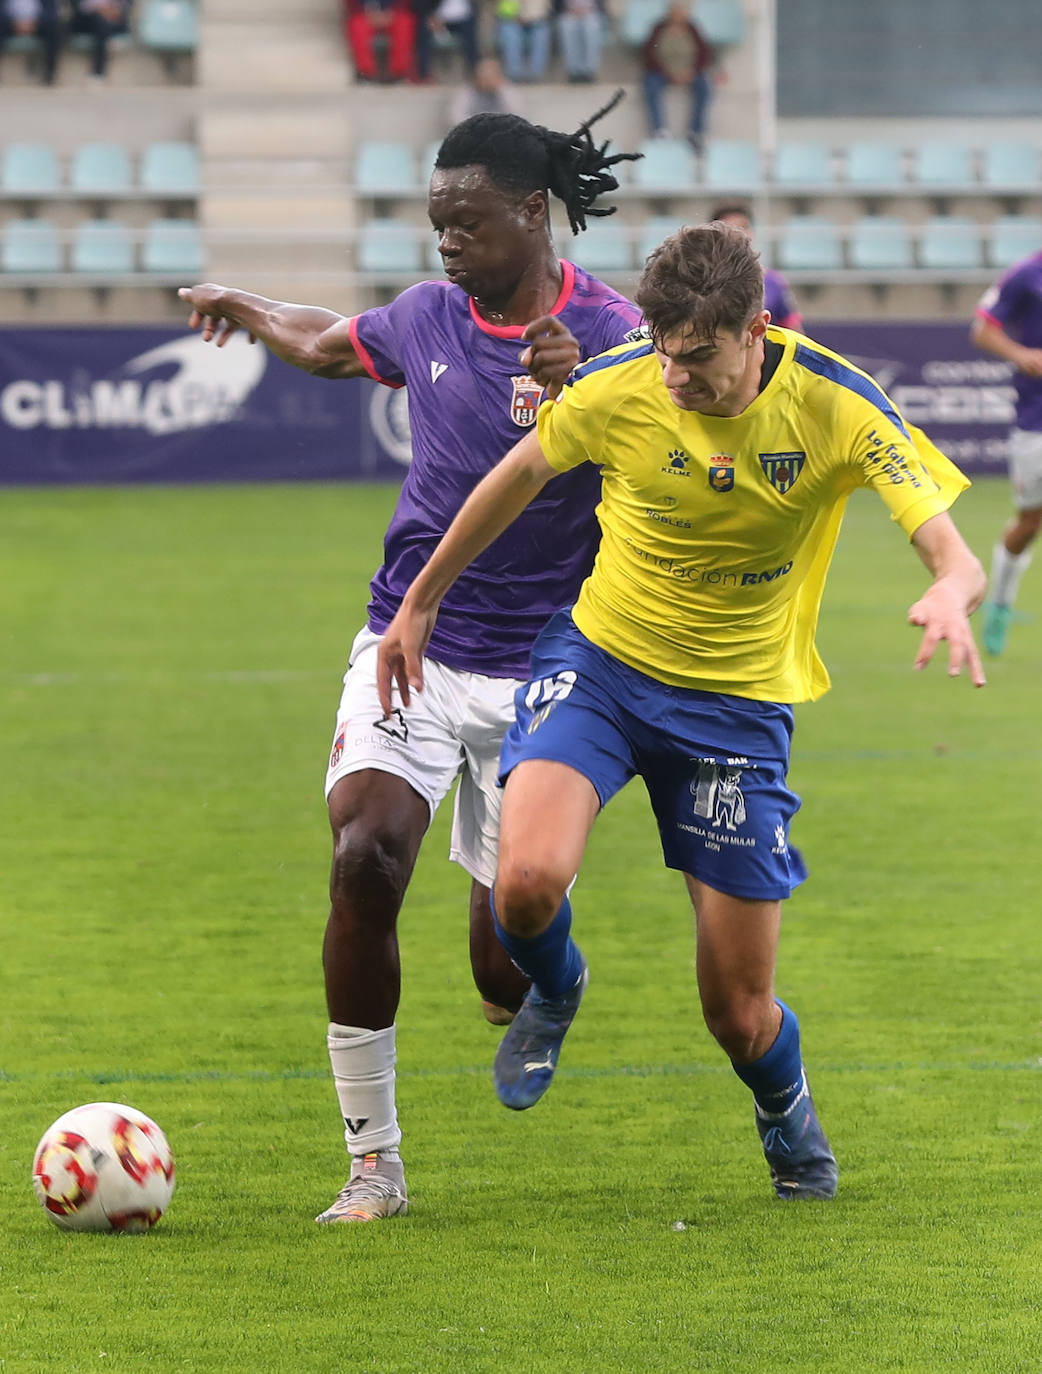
[0,327,412,484]
[810,321,1015,476]
[0,322,1016,484]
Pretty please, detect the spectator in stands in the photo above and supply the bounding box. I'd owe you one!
[710,203,804,330]
[554,0,604,84]
[70,0,130,82]
[639,0,715,152]
[0,0,62,85]
[495,0,550,84]
[448,55,521,126]
[410,0,437,82]
[343,0,416,84]
[428,0,478,75]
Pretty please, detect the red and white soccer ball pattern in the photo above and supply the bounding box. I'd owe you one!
[32,1102,176,1232]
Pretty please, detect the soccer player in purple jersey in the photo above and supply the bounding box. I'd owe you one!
[710,204,803,331]
[179,100,642,1223]
[972,250,1042,654]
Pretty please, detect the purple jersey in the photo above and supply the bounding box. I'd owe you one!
[976,252,1042,432]
[763,269,801,329]
[349,260,641,677]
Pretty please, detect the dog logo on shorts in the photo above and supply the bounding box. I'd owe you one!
[690,759,747,831]
[374,708,409,742]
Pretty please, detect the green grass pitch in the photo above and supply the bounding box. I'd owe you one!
[1,477,1040,1373]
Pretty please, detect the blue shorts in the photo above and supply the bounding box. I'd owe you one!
[499,612,807,902]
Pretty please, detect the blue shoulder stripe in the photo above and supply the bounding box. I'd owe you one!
[568,340,656,385]
[793,342,909,438]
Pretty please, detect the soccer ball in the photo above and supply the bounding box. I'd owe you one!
[32,1102,176,1233]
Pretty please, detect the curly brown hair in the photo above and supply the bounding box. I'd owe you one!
[635,222,764,346]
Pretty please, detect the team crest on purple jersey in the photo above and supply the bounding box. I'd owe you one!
[509,375,545,427]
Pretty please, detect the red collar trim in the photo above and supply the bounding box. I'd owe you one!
[467,260,576,337]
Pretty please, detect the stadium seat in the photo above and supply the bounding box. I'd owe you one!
[633,137,696,190]
[138,0,198,52]
[637,214,684,263]
[849,216,914,271]
[357,218,422,274]
[70,143,133,195]
[918,216,980,270]
[981,142,1039,190]
[693,0,744,45]
[987,215,1042,270]
[772,142,834,188]
[355,140,418,193]
[844,142,905,189]
[2,218,61,273]
[912,143,975,189]
[568,222,632,273]
[142,218,205,274]
[140,142,200,195]
[1,142,61,195]
[776,216,843,272]
[619,0,666,47]
[700,139,761,191]
[72,220,135,275]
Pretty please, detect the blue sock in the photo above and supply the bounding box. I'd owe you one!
[490,889,583,1000]
[731,1000,805,1117]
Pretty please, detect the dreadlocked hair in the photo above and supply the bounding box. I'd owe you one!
[434,89,640,236]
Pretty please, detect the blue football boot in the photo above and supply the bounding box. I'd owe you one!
[756,1078,838,1200]
[493,960,588,1110]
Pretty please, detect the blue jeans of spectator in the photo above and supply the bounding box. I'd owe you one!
[556,11,601,78]
[0,15,62,82]
[73,12,127,77]
[443,14,479,72]
[643,69,711,139]
[497,18,550,81]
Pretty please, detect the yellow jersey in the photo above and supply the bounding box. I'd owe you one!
[536,326,969,703]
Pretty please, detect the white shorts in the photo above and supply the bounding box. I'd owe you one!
[323,627,521,886]
[1009,428,1042,510]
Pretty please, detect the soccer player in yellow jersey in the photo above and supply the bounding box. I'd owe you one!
[377,223,986,1202]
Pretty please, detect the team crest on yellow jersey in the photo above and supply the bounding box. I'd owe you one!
[509,375,544,427]
[708,454,735,492]
[759,452,805,493]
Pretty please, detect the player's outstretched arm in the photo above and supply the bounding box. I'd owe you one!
[519,315,582,399]
[178,284,367,379]
[377,430,558,713]
[908,512,987,686]
[971,315,1042,378]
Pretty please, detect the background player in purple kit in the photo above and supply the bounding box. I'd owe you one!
[971,250,1042,654]
[179,100,642,1224]
[710,203,803,331]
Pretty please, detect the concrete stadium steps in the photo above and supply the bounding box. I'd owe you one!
[199,16,348,94]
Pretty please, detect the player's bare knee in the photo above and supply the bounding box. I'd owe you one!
[493,862,566,938]
[330,821,410,915]
[702,999,772,1062]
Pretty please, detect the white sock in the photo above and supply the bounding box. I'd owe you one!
[326,1022,402,1157]
[990,541,1032,607]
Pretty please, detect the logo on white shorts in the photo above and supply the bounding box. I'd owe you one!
[330,723,347,769]
[374,708,409,742]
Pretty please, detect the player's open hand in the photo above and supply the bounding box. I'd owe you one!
[376,601,440,714]
[907,583,986,687]
[519,315,581,400]
[179,284,256,346]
